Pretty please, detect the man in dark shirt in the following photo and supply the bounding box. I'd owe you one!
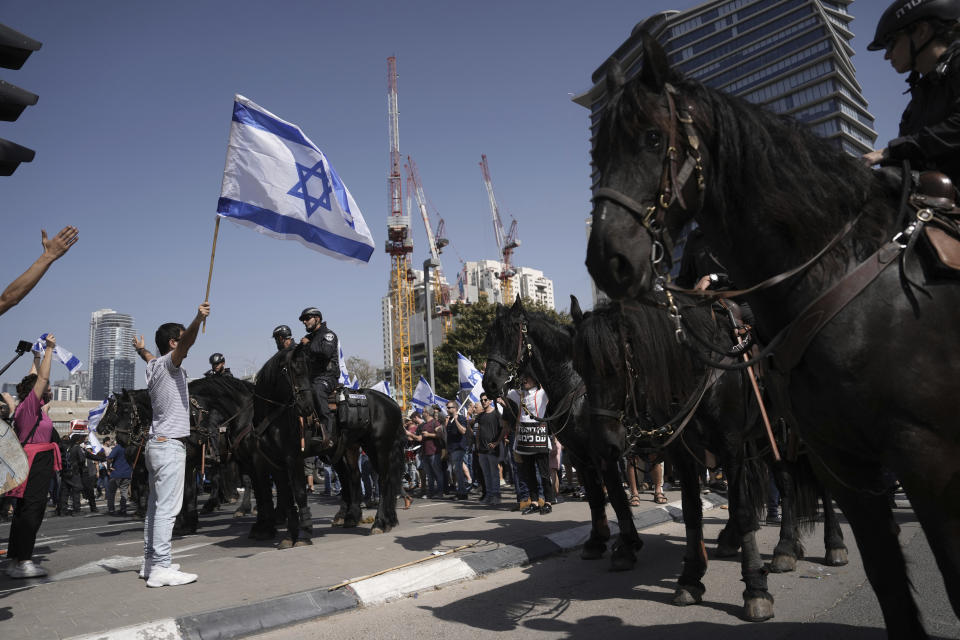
[475,394,504,506]
[107,442,132,515]
[417,406,443,499]
[444,401,471,499]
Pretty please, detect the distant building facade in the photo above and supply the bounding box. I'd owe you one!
[456,260,556,308]
[574,0,876,169]
[88,308,136,400]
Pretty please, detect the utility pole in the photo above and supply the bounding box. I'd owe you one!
[423,257,440,390]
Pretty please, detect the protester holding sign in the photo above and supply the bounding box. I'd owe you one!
[505,374,555,515]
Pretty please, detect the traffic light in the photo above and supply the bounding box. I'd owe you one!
[0,22,41,176]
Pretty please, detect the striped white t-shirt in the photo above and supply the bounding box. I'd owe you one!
[146,352,190,439]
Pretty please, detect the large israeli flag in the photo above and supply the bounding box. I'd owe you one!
[87,398,109,432]
[410,376,434,411]
[457,352,483,391]
[217,94,375,263]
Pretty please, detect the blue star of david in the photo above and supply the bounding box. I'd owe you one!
[287,160,332,217]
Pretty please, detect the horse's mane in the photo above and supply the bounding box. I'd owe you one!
[573,299,716,414]
[190,376,254,410]
[597,71,895,276]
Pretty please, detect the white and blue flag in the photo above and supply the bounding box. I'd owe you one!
[218,94,375,263]
[348,375,360,390]
[457,352,483,391]
[87,430,103,454]
[32,334,82,374]
[338,346,351,386]
[87,398,109,432]
[465,377,485,407]
[370,380,391,397]
[411,376,434,411]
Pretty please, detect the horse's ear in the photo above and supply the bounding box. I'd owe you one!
[639,31,672,93]
[570,295,583,325]
[604,57,625,97]
[511,295,524,313]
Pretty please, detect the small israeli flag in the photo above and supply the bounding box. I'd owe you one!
[32,334,83,374]
[87,398,109,432]
[457,352,483,391]
[337,345,351,386]
[87,430,103,454]
[218,95,375,263]
[348,375,360,390]
[411,376,434,411]
[466,377,485,406]
[370,380,390,397]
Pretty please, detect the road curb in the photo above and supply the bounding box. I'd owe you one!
[67,494,727,640]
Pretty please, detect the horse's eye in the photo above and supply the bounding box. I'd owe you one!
[644,130,662,150]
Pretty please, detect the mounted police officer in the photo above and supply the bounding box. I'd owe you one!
[864,0,960,186]
[204,353,233,378]
[272,324,294,351]
[298,307,340,448]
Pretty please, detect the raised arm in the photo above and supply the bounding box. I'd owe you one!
[0,226,79,316]
[32,333,56,401]
[171,302,210,367]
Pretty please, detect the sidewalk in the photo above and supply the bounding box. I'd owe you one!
[1,487,727,640]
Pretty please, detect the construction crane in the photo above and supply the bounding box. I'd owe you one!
[479,154,521,303]
[385,56,414,412]
[405,156,453,335]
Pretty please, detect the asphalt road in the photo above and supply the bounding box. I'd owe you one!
[250,507,960,640]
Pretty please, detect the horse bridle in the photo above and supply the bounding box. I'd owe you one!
[592,82,705,282]
[485,318,532,388]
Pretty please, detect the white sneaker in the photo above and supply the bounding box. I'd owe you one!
[7,560,48,579]
[139,562,179,579]
[146,566,197,587]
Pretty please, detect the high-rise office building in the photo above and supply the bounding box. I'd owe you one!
[574,0,876,169]
[456,260,556,308]
[88,309,136,400]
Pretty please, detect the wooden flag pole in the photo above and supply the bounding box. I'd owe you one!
[203,216,221,333]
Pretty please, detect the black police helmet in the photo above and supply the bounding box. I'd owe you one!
[299,307,323,322]
[868,0,960,51]
[272,324,292,339]
[209,353,225,366]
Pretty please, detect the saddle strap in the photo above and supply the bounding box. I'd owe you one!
[773,240,901,372]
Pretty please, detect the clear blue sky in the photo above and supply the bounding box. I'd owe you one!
[1,1,898,387]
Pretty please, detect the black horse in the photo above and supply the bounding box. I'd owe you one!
[95,389,207,534]
[585,33,960,638]
[252,344,405,547]
[571,295,846,621]
[482,297,644,570]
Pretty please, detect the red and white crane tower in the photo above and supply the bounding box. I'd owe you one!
[479,154,521,303]
[385,56,414,411]
[405,156,453,335]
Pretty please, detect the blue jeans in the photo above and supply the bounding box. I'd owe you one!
[448,448,468,495]
[143,437,186,569]
[423,453,443,497]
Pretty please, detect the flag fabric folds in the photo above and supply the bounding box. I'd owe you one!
[87,430,103,454]
[217,94,375,263]
[457,352,483,391]
[411,376,434,411]
[87,398,108,432]
[338,346,351,386]
[32,333,82,374]
[370,380,390,397]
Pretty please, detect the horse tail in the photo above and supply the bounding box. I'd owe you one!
[785,453,821,536]
[740,441,769,525]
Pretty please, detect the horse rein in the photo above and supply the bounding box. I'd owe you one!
[593,82,705,281]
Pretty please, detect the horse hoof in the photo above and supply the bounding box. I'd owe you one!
[278,538,294,550]
[233,510,247,518]
[714,544,739,558]
[370,526,384,535]
[825,548,849,566]
[743,597,774,622]
[580,542,607,560]
[331,516,345,527]
[293,540,312,547]
[769,554,797,573]
[673,587,703,606]
[361,516,375,524]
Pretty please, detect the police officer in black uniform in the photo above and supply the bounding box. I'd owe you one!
[204,353,233,378]
[272,324,294,351]
[299,307,340,447]
[864,0,960,185]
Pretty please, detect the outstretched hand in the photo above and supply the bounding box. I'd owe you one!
[132,335,146,351]
[42,226,79,260]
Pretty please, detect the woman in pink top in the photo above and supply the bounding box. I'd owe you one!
[6,333,62,579]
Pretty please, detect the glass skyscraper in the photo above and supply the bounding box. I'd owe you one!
[575,0,876,170]
[88,308,136,401]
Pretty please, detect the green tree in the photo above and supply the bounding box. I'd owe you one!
[432,297,570,400]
